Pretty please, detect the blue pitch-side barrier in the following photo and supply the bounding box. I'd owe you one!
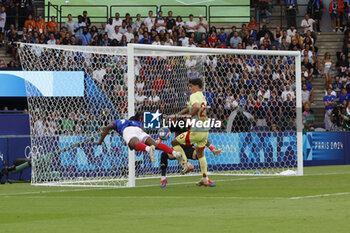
[0,114,350,181]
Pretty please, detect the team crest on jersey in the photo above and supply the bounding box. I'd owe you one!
[143,111,162,129]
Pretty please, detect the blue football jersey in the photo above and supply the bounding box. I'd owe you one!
[111,119,143,136]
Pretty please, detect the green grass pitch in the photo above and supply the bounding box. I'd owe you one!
[1,165,350,233]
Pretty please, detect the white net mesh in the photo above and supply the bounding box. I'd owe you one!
[18,43,302,188]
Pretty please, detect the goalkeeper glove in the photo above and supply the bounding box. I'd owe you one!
[208,145,222,157]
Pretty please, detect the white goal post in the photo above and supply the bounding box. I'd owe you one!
[18,43,303,188]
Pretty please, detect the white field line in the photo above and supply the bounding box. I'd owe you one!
[175,0,215,6]
[289,192,350,200]
[0,176,274,196]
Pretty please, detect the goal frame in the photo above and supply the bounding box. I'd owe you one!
[126,44,303,187]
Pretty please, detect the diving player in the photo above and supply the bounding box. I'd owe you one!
[94,112,182,163]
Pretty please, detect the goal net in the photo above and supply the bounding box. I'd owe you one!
[18,43,303,188]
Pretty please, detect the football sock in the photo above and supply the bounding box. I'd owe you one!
[160,152,169,177]
[136,143,148,152]
[173,145,188,162]
[157,143,173,154]
[198,156,208,180]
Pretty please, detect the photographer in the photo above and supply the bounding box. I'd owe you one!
[330,102,344,131]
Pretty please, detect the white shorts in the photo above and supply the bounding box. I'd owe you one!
[122,126,150,144]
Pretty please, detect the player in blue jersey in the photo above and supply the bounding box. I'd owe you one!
[94,112,182,163]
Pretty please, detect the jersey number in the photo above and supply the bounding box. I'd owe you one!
[200,102,206,117]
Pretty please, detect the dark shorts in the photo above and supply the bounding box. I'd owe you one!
[180,144,197,160]
[331,13,339,20]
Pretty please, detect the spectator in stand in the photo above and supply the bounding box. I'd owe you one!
[47,32,56,45]
[279,30,292,45]
[0,59,7,69]
[287,25,297,39]
[302,83,313,103]
[5,1,16,28]
[257,0,272,24]
[133,14,142,31]
[256,24,273,42]
[17,0,29,29]
[144,10,155,32]
[248,16,258,38]
[105,17,115,39]
[113,12,122,28]
[80,27,91,46]
[307,0,325,32]
[336,53,348,76]
[110,25,122,42]
[119,20,127,34]
[166,11,176,32]
[65,14,76,35]
[273,26,282,43]
[24,14,35,32]
[82,10,91,28]
[0,6,6,42]
[185,14,198,35]
[175,16,184,31]
[332,76,343,96]
[47,16,58,33]
[218,28,228,46]
[197,14,208,40]
[124,25,134,42]
[300,13,316,35]
[338,0,345,31]
[289,39,301,50]
[230,31,242,49]
[322,52,333,89]
[285,0,298,28]
[179,30,189,46]
[155,10,166,33]
[238,24,247,39]
[338,88,350,104]
[228,26,236,40]
[208,31,218,48]
[281,85,295,101]
[302,101,315,132]
[6,28,20,59]
[74,15,86,39]
[324,87,337,130]
[329,0,340,32]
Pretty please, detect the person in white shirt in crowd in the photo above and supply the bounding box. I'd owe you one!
[0,6,6,41]
[65,14,76,35]
[185,56,197,69]
[155,10,166,33]
[47,33,57,45]
[152,35,161,45]
[185,14,198,34]
[74,15,86,39]
[124,25,134,42]
[135,90,147,105]
[119,20,127,34]
[279,29,292,44]
[113,12,122,28]
[92,63,106,86]
[144,10,155,32]
[164,33,173,46]
[179,30,189,46]
[302,83,312,103]
[197,14,208,40]
[175,16,184,30]
[188,37,197,47]
[300,13,316,34]
[104,18,115,39]
[110,25,122,42]
[133,14,143,31]
[281,85,295,101]
[287,25,297,38]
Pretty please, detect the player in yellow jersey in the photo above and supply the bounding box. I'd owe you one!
[171,78,215,187]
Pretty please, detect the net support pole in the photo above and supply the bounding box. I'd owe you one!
[127,44,136,187]
[295,52,303,176]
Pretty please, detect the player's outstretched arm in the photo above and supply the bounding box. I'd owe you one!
[206,140,222,157]
[94,123,114,145]
[189,102,200,117]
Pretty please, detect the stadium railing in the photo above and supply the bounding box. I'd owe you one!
[208,5,250,29]
[47,1,60,23]
[59,5,109,28]
[159,5,207,21]
[110,5,158,21]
